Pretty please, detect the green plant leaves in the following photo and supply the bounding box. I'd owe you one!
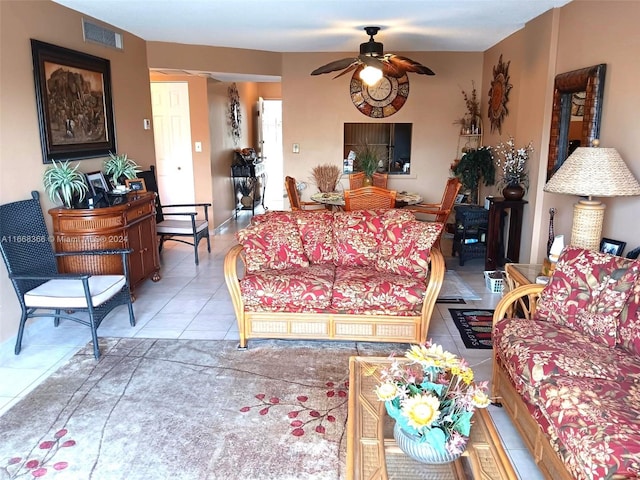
[43,160,88,208]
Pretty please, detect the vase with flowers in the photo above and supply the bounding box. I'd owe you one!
[494,136,533,200]
[375,341,490,464]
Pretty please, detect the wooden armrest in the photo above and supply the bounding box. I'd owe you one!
[493,283,545,326]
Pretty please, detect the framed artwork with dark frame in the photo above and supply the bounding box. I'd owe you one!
[85,171,110,196]
[125,178,147,192]
[599,237,626,256]
[31,39,116,164]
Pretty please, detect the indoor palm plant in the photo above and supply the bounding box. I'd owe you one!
[104,152,141,187]
[43,160,89,209]
[375,341,490,462]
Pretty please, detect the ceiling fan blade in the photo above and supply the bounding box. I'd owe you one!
[333,63,360,79]
[358,54,385,69]
[311,57,359,76]
[385,55,436,76]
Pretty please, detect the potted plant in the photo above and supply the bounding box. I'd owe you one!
[356,143,382,185]
[375,341,490,462]
[493,136,533,200]
[104,152,141,188]
[43,160,89,208]
[452,146,495,204]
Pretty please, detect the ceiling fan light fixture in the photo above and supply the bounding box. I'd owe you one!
[359,65,383,86]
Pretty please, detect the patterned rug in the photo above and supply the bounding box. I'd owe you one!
[449,309,495,349]
[0,338,406,480]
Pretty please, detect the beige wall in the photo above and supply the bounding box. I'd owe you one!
[483,0,640,263]
[281,51,484,203]
[0,1,156,344]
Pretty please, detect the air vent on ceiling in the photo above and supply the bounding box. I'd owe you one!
[82,18,123,50]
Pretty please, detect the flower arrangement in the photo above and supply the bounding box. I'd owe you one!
[310,164,341,193]
[375,341,490,456]
[493,136,533,189]
[454,81,481,134]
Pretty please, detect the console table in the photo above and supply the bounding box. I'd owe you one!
[49,191,161,295]
[485,197,527,270]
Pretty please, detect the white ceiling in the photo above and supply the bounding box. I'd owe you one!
[53,0,572,53]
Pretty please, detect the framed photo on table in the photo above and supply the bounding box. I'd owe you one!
[31,39,116,163]
[600,238,626,256]
[85,171,110,196]
[125,178,147,192]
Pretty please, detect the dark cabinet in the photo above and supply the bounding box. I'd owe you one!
[452,205,489,266]
[231,162,266,216]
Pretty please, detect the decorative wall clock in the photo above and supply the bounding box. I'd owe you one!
[350,68,409,118]
[228,83,241,145]
[488,54,512,134]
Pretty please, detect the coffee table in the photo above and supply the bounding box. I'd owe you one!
[347,356,518,480]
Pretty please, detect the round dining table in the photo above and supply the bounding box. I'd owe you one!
[310,191,423,208]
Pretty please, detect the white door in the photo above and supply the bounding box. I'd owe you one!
[258,98,283,209]
[150,82,195,206]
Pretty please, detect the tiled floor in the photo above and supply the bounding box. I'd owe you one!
[0,209,543,479]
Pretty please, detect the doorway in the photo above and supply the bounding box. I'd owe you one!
[258,99,283,210]
[150,82,195,205]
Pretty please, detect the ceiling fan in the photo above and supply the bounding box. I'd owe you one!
[311,26,435,84]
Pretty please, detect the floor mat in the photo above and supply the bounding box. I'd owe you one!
[438,271,481,301]
[449,308,494,349]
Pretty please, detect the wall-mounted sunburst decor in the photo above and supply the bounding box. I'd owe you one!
[488,54,512,134]
[228,83,241,145]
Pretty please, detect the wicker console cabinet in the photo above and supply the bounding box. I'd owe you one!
[452,205,488,266]
[49,192,161,295]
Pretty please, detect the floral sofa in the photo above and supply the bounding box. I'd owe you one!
[224,209,445,348]
[492,246,640,479]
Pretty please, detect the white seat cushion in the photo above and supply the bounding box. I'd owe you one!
[24,275,126,309]
[156,219,208,235]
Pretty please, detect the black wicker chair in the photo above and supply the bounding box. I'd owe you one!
[0,191,135,359]
[137,165,211,265]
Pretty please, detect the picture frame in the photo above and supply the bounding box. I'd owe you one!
[31,39,116,164]
[125,178,147,192]
[455,193,467,204]
[85,171,110,196]
[599,237,626,256]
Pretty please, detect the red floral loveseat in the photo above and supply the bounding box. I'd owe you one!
[492,246,640,479]
[224,209,445,348]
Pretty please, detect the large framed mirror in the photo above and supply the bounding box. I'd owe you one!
[546,64,606,181]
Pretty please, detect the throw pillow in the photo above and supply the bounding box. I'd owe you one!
[236,218,309,272]
[534,246,639,347]
[617,274,640,356]
[376,220,443,278]
[295,210,336,264]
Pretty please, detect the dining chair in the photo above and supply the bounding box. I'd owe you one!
[0,191,135,359]
[343,186,397,211]
[137,165,211,265]
[372,172,388,188]
[348,172,366,189]
[284,176,325,211]
[406,177,462,223]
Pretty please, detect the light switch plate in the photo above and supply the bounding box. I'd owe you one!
[195,141,202,152]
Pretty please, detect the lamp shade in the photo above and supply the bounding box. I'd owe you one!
[544,146,640,198]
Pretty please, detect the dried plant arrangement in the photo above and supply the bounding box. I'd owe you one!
[310,164,342,193]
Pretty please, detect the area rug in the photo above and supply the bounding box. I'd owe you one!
[449,308,495,349]
[0,338,407,480]
[437,271,481,301]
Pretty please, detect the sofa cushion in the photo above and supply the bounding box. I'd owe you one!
[537,376,640,480]
[618,277,640,356]
[332,209,415,267]
[330,265,425,314]
[240,264,334,311]
[376,219,443,278]
[236,217,309,272]
[493,317,640,404]
[294,210,336,264]
[534,246,639,347]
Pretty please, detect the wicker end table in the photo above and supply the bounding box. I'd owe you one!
[346,356,518,480]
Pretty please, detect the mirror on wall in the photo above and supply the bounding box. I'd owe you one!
[343,123,412,174]
[546,64,606,181]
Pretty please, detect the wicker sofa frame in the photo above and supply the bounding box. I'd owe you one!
[224,245,445,349]
[492,284,573,480]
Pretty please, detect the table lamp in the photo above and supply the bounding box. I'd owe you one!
[544,140,640,250]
